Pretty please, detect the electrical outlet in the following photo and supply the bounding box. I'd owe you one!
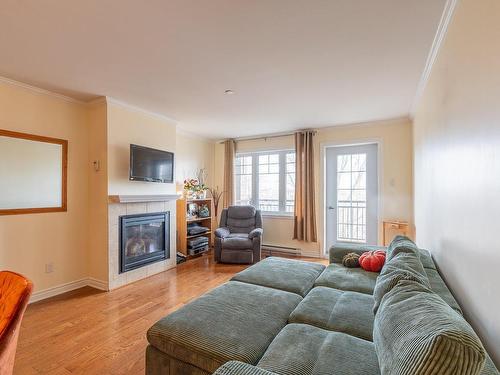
[45,262,54,273]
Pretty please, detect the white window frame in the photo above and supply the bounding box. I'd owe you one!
[234,150,295,216]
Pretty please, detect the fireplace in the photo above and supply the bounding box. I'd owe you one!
[119,212,170,273]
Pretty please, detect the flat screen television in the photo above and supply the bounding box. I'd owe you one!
[129,144,174,183]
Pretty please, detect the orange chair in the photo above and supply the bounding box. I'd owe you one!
[0,271,33,375]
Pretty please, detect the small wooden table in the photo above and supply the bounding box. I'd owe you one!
[382,220,410,246]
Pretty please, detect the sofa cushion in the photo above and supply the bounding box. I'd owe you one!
[258,323,380,375]
[425,267,463,314]
[214,361,277,375]
[374,280,486,375]
[314,263,378,294]
[373,252,431,313]
[231,257,325,297]
[289,286,374,341]
[147,281,302,373]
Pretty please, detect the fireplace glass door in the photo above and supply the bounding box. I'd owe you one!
[120,212,169,273]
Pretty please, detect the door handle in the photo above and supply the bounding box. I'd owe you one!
[328,206,336,210]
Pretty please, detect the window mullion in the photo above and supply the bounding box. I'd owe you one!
[279,151,286,213]
[252,154,259,208]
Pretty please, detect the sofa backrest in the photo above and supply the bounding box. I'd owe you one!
[374,280,486,375]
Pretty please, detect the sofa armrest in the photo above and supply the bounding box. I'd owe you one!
[214,361,276,375]
[215,227,230,238]
[328,244,386,264]
[248,228,263,239]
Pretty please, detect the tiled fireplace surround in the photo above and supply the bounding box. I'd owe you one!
[108,198,177,290]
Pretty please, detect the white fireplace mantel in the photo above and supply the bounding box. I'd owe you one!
[108,194,180,204]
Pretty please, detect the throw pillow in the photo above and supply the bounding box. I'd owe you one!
[359,250,386,272]
[342,253,360,268]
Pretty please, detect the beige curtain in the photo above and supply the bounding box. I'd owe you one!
[293,130,317,242]
[223,139,235,208]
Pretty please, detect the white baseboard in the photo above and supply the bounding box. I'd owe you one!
[87,277,109,291]
[30,277,109,304]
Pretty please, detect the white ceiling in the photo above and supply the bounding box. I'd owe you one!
[0,0,447,139]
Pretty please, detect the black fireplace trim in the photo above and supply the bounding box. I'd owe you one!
[119,211,170,273]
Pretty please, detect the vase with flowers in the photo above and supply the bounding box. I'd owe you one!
[183,178,207,199]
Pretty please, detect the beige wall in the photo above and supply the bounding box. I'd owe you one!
[107,102,177,195]
[413,0,500,364]
[87,101,109,282]
[0,87,216,294]
[175,131,215,190]
[0,82,90,291]
[215,118,413,257]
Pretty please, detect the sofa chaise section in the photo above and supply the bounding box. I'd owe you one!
[146,281,302,374]
[231,257,325,297]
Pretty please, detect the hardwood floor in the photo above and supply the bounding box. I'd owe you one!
[15,254,327,375]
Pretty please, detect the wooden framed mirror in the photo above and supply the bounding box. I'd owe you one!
[0,129,68,215]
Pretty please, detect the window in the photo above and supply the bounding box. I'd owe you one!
[336,153,367,242]
[234,150,295,215]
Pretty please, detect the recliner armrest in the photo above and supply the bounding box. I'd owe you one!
[215,227,230,238]
[248,228,263,239]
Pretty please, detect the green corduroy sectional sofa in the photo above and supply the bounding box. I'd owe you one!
[146,236,499,375]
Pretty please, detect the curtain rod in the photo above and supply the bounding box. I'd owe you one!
[218,130,316,144]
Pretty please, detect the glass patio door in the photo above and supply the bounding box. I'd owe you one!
[325,144,378,249]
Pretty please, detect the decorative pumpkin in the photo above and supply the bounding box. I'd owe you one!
[359,250,386,272]
[342,253,360,268]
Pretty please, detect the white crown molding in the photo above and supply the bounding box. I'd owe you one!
[315,116,411,132]
[29,277,109,303]
[409,0,459,117]
[0,75,86,105]
[176,125,217,142]
[105,96,179,124]
[86,96,107,107]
